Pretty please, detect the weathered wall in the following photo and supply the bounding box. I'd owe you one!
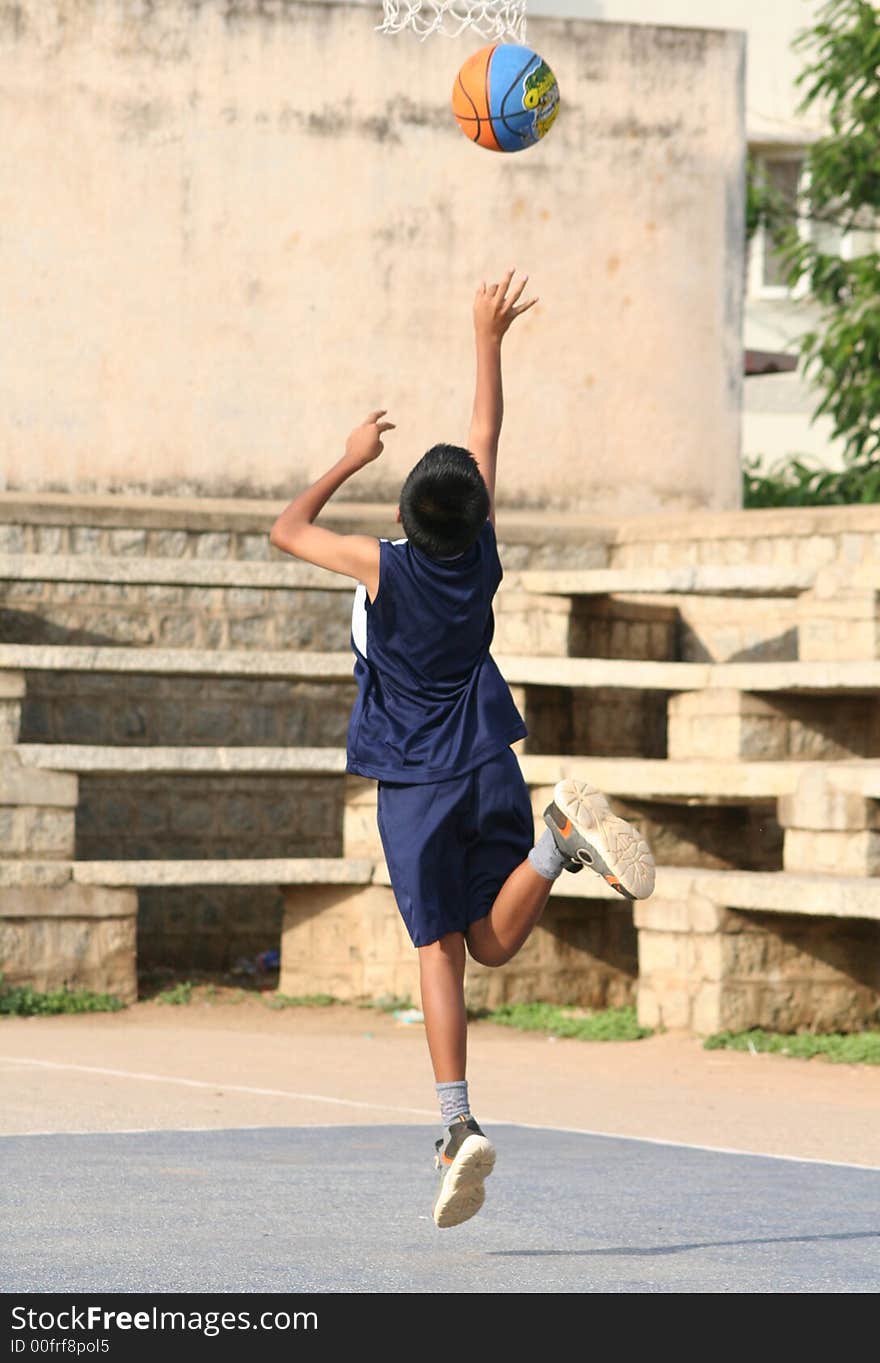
[0,1,744,513]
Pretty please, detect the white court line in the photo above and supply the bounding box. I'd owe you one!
[0,1056,437,1119]
[2,1054,879,1172]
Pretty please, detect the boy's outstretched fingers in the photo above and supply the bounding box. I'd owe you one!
[345,410,396,466]
[365,408,395,428]
[473,268,536,341]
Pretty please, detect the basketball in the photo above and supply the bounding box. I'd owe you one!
[451,42,560,153]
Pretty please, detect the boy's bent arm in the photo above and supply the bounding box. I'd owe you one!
[268,410,394,601]
[469,269,537,525]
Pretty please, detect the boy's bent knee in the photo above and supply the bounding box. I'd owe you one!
[465,934,514,968]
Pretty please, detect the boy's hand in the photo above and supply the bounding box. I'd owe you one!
[344,409,396,469]
[474,268,537,343]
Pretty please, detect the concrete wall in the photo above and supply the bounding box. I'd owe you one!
[531,0,826,144]
[0,1,744,514]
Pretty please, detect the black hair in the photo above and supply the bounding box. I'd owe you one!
[398,444,490,559]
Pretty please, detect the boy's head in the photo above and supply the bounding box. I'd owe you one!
[398,444,490,560]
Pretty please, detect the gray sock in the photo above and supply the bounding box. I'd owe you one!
[436,1079,470,1126]
[528,827,569,880]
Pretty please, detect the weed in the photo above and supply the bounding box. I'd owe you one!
[704,1028,880,1064]
[266,993,337,1010]
[155,981,194,1006]
[484,1002,652,1042]
[0,974,124,1017]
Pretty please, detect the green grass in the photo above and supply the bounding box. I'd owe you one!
[0,975,125,1017]
[154,980,194,1006]
[358,994,415,1013]
[484,1002,652,1042]
[704,1028,880,1064]
[265,992,338,1010]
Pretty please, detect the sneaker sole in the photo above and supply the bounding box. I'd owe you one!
[546,778,655,900]
[433,1135,496,1229]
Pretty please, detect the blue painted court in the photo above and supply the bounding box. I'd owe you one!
[3,1125,878,1293]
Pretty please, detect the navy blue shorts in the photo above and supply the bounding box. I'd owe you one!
[376,746,534,948]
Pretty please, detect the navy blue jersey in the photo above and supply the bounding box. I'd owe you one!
[346,519,527,783]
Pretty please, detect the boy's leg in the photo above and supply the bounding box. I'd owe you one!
[418,932,496,1229]
[465,857,556,967]
[466,759,655,969]
[418,932,467,1085]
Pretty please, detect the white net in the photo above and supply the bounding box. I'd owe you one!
[377,0,527,43]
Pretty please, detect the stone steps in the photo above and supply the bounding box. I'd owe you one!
[10,743,349,776]
[3,494,880,1030]
[284,863,880,1025]
[3,742,817,796]
[0,553,349,590]
[520,565,815,597]
[7,846,876,1031]
[0,856,373,888]
[4,645,880,762]
[6,642,880,691]
[9,853,878,913]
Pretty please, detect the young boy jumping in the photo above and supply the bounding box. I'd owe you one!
[269,270,655,1229]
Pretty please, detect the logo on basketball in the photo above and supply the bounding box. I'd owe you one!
[451,43,561,153]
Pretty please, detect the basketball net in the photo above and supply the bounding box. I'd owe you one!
[377,0,527,43]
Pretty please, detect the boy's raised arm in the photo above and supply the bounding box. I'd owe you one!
[468,269,537,525]
[268,410,394,602]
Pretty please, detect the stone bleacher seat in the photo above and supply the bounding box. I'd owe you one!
[3,494,880,1034]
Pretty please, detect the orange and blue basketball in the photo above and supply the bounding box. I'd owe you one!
[451,43,560,153]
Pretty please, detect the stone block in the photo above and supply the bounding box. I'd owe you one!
[778,769,880,832]
[668,688,880,762]
[636,893,880,1035]
[633,893,725,935]
[492,593,573,656]
[677,597,798,664]
[0,525,26,553]
[783,828,880,877]
[691,983,724,1035]
[633,898,690,934]
[798,586,880,662]
[71,526,103,554]
[686,933,724,981]
[108,529,148,556]
[0,703,21,744]
[672,686,790,763]
[194,532,232,560]
[0,881,138,1002]
[23,808,76,857]
[150,529,190,558]
[281,882,636,1008]
[227,587,267,611]
[343,776,382,859]
[794,536,837,570]
[34,526,64,554]
[158,614,202,647]
[636,982,691,1030]
[637,930,684,974]
[239,533,272,561]
[227,616,272,648]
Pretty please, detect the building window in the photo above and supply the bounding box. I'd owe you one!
[749,148,857,300]
[760,156,802,289]
[749,151,805,297]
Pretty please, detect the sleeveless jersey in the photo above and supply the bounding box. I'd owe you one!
[345,520,527,783]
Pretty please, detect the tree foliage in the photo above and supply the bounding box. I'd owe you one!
[747,0,880,498]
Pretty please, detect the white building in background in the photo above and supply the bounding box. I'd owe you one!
[527,0,874,471]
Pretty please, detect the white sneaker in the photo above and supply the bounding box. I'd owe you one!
[544,778,655,900]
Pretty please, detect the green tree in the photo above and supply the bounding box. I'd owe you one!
[745,0,880,505]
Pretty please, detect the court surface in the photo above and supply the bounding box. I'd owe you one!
[2,1002,879,1293]
[3,1123,879,1293]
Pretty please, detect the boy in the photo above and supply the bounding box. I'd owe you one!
[269,270,655,1229]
